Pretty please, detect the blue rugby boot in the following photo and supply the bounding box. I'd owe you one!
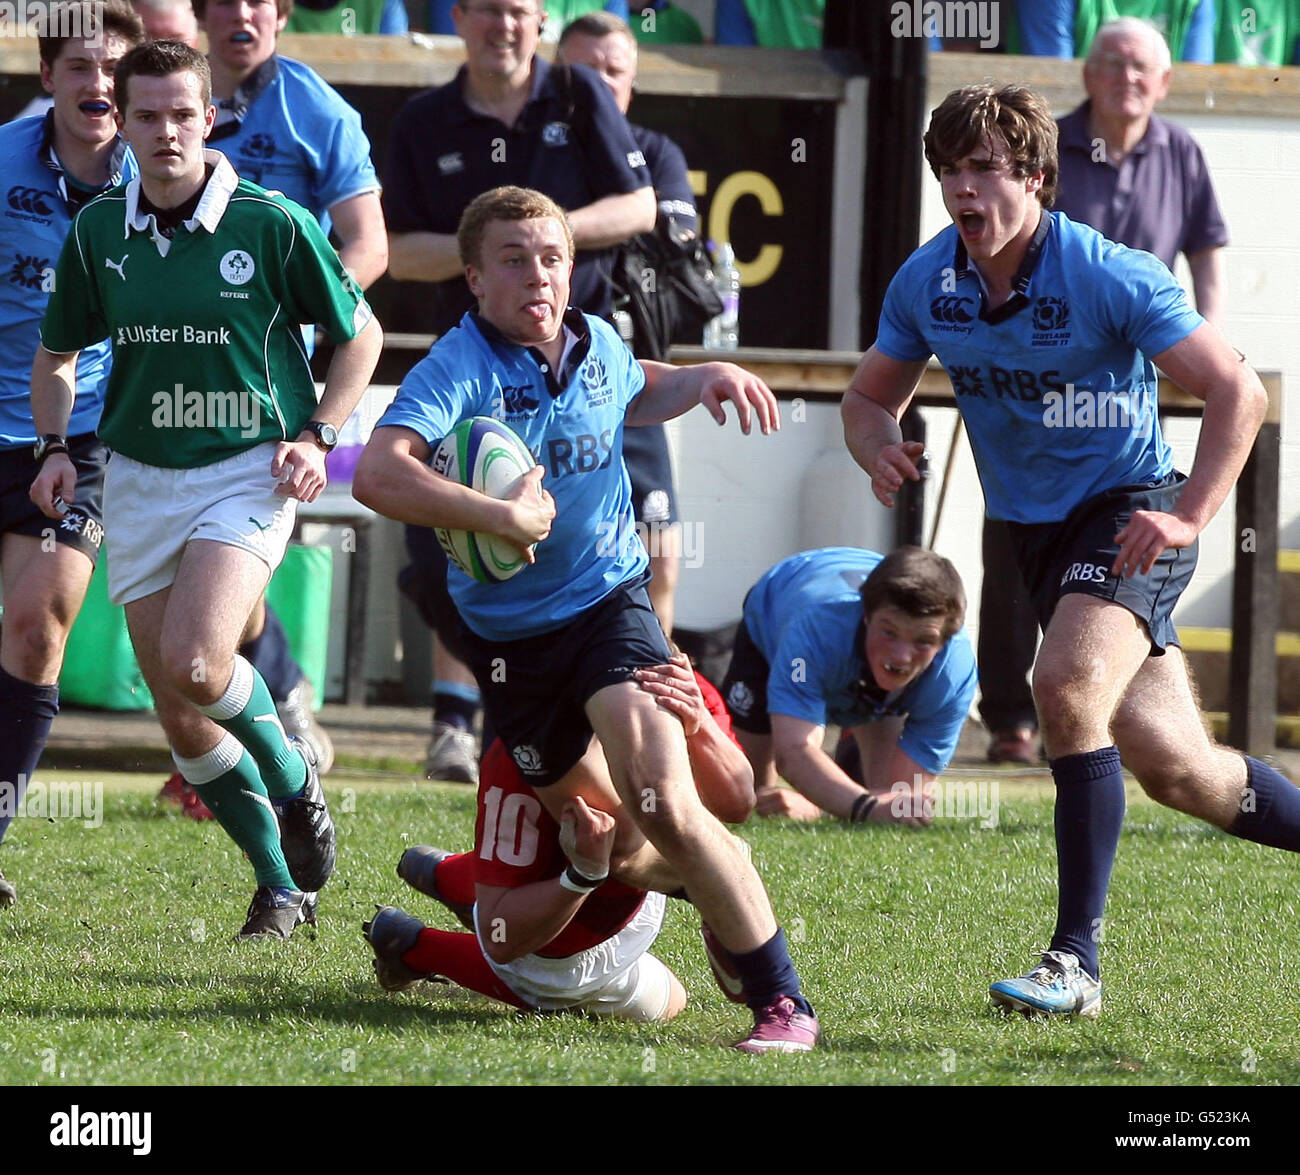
[990,950,1102,1018]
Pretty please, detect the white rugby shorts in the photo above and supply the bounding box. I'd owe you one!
[477,890,673,1021]
[103,442,296,606]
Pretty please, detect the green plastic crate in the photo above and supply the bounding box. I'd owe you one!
[60,544,333,711]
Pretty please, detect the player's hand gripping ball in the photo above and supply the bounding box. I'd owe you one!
[431,417,539,583]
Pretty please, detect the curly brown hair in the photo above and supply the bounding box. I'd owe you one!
[923,84,1059,208]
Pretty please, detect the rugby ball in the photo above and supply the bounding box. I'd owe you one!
[430,417,539,583]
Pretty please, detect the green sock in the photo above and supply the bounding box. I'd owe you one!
[196,656,306,799]
[178,736,295,889]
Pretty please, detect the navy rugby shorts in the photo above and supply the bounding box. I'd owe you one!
[1005,472,1197,653]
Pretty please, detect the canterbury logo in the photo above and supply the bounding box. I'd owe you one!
[7,186,54,216]
[930,296,974,324]
[105,255,128,281]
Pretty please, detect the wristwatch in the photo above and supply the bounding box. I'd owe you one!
[33,433,69,466]
[301,421,338,452]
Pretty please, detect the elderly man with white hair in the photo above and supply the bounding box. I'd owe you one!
[977,14,1229,770]
[1060,15,1227,321]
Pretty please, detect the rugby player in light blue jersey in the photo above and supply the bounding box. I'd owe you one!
[355,185,818,1053]
[0,1,145,909]
[843,83,1284,1019]
[197,0,386,289]
[720,546,975,825]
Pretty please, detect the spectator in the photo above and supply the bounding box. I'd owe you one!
[428,0,627,42]
[1009,0,1215,61]
[1215,0,1300,65]
[382,0,654,782]
[977,16,1228,765]
[285,0,409,34]
[132,0,201,43]
[716,0,824,48]
[0,0,145,909]
[557,10,694,634]
[631,0,704,44]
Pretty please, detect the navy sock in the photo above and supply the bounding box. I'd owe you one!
[239,605,303,702]
[0,665,60,846]
[729,928,811,1014]
[1047,746,1125,979]
[1227,757,1300,851]
[433,681,480,732]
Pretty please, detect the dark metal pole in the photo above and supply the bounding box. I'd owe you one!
[825,0,929,547]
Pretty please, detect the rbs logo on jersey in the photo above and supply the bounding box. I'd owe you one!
[946,364,1066,401]
[547,430,614,477]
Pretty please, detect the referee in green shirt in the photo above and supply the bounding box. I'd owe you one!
[30,40,383,939]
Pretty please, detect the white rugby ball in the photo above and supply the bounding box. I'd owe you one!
[431,416,538,583]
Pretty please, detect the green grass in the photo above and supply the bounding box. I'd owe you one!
[2,773,1298,1086]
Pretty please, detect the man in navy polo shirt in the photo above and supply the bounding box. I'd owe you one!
[0,1,145,908]
[356,186,817,1052]
[978,17,1229,767]
[383,0,655,784]
[556,11,699,636]
[843,83,1284,1020]
[383,0,653,335]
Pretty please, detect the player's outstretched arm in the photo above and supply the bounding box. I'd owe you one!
[272,316,385,503]
[475,796,616,964]
[634,655,755,823]
[28,346,80,519]
[353,425,554,555]
[1116,323,1268,577]
[628,360,779,434]
[567,187,656,250]
[768,714,932,826]
[386,230,465,283]
[841,346,929,508]
[872,744,936,829]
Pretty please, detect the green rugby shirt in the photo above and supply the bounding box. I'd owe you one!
[42,150,372,469]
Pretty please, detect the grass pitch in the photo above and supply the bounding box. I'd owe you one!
[1,771,1298,1087]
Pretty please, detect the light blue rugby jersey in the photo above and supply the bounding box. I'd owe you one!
[378,309,649,641]
[208,57,379,236]
[0,114,134,447]
[875,210,1203,524]
[743,548,977,775]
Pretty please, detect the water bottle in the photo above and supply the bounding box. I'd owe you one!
[703,241,740,350]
